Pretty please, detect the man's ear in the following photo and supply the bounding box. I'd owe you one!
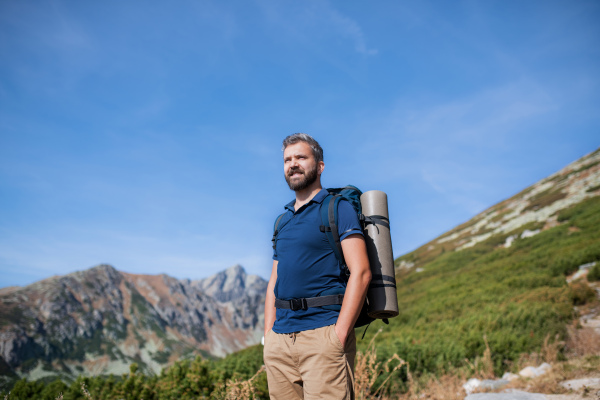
[318,161,325,175]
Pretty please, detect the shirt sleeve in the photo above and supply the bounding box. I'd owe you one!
[337,199,363,241]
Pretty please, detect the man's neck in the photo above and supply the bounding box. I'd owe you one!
[294,183,323,211]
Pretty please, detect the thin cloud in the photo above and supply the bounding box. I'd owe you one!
[323,5,378,56]
[400,80,557,146]
[339,79,563,218]
[256,0,377,81]
[352,78,559,174]
[49,2,91,50]
[421,168,492,215]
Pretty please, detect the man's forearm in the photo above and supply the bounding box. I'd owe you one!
[264,289,276,335]
[335,267,371,341]
[336,234,371,346]
[264,260,278,336]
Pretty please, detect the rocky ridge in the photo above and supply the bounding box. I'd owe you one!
[398,147,600,270]
[0,264,267,385]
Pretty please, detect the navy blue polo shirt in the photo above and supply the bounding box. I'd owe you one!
[272,188,363,333]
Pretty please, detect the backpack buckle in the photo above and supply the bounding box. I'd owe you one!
[290,298,307,311]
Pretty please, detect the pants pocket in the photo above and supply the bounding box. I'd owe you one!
[328,324,344,352]
[263,329,277,361]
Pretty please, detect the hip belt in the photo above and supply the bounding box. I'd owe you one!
[274,294,344,311]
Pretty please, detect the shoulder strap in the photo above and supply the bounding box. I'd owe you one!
[272,212,288,250]
[319,194,346,268]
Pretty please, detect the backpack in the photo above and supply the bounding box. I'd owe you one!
[272,185,391,329]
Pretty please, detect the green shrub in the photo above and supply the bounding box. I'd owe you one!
[570,281,596,305]
[523,188,567,212]
[588,263,600,282]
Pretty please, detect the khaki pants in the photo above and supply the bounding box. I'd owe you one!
[263,324,356,400]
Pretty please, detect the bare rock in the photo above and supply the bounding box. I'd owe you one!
[519,363,552,378]
[465,390,547,400]
[560,377,600,391]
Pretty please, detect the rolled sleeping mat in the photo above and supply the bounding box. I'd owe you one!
[360,190,399,319]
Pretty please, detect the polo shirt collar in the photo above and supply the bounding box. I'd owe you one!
[284,188,328,212]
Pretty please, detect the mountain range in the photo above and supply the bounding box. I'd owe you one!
[0,264,267,386]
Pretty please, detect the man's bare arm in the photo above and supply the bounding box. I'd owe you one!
[335,234,371,347]
[264,260,278,336]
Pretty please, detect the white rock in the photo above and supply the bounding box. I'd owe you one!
[560,377,600,390]
[567,269,588,282]
[465,390,547,399]
[578,261,597,270]
[480,379,510,390]
[520,229,540,239]
[502,372,520,381]
[518,363,551,378]
[463,378,482,395]
[504,235,517,248]
[518,367,537,378]
[462,378,510,394]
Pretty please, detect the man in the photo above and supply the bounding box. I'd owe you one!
[263,133,371,400]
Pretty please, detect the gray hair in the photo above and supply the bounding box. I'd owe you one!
[282,133,324,164]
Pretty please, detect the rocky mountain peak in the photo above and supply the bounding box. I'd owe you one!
[88,263,118,274]
[192,264,264,302]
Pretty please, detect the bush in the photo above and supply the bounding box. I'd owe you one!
[570,281,596,305]
[588,263,600,282]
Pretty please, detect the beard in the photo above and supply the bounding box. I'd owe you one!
[285,164,318,191]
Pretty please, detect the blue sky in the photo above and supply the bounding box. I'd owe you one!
[1,0,599,287]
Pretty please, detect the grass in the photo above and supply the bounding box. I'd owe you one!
[522,187,567,212]
[354,329,408,399]
[3,304,599,399]
[570,160,600,176]
[588,263,600,281]
[586,183,600,193]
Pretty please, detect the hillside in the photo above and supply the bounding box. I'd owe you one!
[398,147,600,269]
[0,264,267,390]
[376,148,600,381]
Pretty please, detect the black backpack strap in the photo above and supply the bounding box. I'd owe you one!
[362,214,390,233]
[319,194,346,270]
[328,194,345,267]
[272,212,288,251]
[369,274,397,289]
[274,294,345,311]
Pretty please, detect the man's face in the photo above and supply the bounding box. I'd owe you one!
[283,142,322,191]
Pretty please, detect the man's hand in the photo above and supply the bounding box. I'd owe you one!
[335,323,349,348]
